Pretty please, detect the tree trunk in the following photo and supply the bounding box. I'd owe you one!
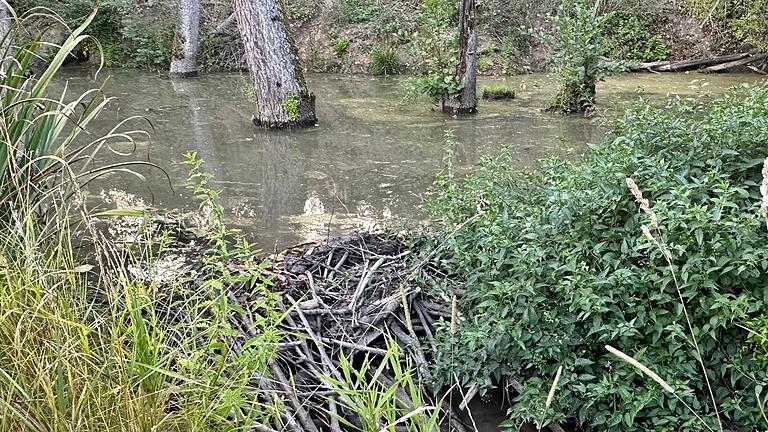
[703,52,768,73]
[442,0,477,115]
[232,0,317,128]
[169,0,200,77]
[0,2,12,75]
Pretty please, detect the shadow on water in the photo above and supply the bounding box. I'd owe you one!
[60,68,763,249]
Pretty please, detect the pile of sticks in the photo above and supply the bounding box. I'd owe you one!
[249,232,470,432]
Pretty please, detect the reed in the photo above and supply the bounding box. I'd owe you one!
[0,6,282,431]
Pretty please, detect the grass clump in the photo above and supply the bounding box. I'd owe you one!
[482,84,516,100]
[324,339,442,432]
[428,83,768,430]
[369,45,401,75]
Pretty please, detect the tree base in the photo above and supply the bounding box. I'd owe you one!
[441,100,477,115]
[251,116,318,128]
[544,101,594,114]
[251,93,318,129]
[169,70,199,78]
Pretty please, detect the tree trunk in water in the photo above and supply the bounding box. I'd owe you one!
[170,0,200,77]
[442,0,477,115]
[232,0,317,128]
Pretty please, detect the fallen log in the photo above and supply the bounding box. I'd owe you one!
[629,52,758,73]
[703,52,768,73]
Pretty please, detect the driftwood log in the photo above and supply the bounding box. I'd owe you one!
[628,52,768,73]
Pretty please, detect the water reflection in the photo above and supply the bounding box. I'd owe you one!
[58,69,762,248]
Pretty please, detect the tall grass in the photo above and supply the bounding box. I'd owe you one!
[0,5,283,431]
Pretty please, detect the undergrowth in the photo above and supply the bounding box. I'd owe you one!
[0,8,283,431]
[428,82,768,430]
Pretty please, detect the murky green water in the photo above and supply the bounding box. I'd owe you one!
[60,68,763,250]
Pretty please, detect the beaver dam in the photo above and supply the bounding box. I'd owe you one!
[131,222,535,432]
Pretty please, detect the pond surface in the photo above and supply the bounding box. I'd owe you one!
[60,68,763,250]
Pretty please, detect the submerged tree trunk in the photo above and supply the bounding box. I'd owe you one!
[442,0,477,115]
[232,0,317,128]
[169,0,200,77]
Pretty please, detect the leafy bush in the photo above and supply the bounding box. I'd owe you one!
[406,0,460,103]
[428,83,768,431]
[369,45,401,75]
[14,0,126,64]
[603,12,669,62]
[121,19,175,69]
[544,0,626,112]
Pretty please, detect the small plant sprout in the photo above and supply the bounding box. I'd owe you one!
[333,36,350,57]
[283,95,300,121]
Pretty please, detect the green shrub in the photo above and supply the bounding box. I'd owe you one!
[544,0,626,112]
[14,0,126,64]
[337,0,379,24]
[283,94,300,121]
[121,20,175,69]
[603,12,670,62]
[429,83,768,431]
[369,45,401,75]
[333,36,350,57]
[406,0,460,103]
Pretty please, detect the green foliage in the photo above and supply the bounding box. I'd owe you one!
[687,0,768,50]
[406,0,460,103]
[14,0,127,65]
[0,9,283,431]
[369,45,401,75]
[337,0,379,24]
[333,36,350,57]
[428,83,768,431]
[545,0,626,112]
[121,20,175,69]
[283,95,301,121]
[482,84,516,100]
[746,317,768,365]
[476,0,538,73]
[603,12,669,62]
[0,9,121,211]
[323,338,442,432]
